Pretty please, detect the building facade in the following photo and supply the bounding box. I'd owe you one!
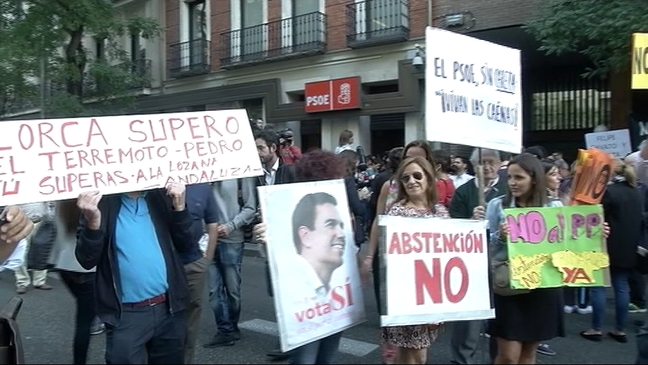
[7,0,618,159]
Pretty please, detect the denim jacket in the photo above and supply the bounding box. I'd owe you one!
[485,196,563,261]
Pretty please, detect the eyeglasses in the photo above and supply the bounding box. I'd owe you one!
[400,171,424,183]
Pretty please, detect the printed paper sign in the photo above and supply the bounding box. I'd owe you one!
[258,179,366,352]
[425,27,522,153]
[632,33,648,90]
[569,148,614,205]
[505,205,610,289]
[585,129,632,158]
[378,215,493,327]
[0,109,262,205]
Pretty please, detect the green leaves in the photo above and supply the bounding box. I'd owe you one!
[525,0,648,78]
[0,0,161,119]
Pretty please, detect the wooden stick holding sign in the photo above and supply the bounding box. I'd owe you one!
[476,148,486,207]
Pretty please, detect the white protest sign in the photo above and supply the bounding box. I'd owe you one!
[259,179,366,352]
[425,26,522,153]
[379,215,494,326]
[585,129,632,158]
[0,109,262,206]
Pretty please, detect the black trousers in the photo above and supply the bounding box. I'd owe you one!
[60,271,96,365]
[105,301,186,364]
[630,269,647,308]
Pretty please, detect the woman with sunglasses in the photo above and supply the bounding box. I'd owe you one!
[381,156,449,364]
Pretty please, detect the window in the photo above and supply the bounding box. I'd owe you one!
[95,38,106,61]
[188,0,207,41]
[241,0,265,58]
[292,0,319,48]
[354,0,408,40]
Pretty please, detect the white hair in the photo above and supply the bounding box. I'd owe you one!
[470,148,501,166]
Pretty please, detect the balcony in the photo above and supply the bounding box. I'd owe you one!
[346,0,410,49]
[168,38,211,78]
[220,11,326,69]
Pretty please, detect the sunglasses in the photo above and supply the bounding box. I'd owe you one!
[400,171,424,183]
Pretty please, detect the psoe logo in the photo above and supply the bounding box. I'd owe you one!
[338,83,351,105]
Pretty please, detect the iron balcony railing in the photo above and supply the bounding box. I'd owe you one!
[221,11,326,68]
[168,38,211,78]
[346,0,409,48]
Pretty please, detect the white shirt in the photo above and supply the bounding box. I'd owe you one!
[450,173,474,188]
[0,239,26,272]
[264,159,279,186]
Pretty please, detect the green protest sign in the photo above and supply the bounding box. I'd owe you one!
[504,205,610,289]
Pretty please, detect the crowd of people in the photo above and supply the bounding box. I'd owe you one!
[1,121,646,364]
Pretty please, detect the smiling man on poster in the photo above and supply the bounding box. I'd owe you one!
[275,191,359,350]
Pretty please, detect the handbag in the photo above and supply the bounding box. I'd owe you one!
[491,257,530,297]
[27,219,58,271]
[0,297,24,364]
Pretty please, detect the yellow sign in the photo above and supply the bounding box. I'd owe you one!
[632,33,648,89]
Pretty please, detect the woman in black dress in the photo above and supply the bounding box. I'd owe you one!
[485,154,565,364]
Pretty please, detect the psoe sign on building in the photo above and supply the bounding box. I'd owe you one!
[304,77,362,113]
[632,33,648,90]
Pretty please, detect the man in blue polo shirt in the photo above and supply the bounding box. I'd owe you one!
[76,183,201,364]
[182,183,219,364]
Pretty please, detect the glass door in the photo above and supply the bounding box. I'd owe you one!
[241,0,265,60]
[293,0,320,49]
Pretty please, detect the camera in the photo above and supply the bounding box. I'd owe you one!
[278,128,294,146]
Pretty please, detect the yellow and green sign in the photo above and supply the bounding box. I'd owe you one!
[632,33,648,89]
[505,205,610,289]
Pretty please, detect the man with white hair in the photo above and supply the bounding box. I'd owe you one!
[448,148,508,364]
[627,139,648,185]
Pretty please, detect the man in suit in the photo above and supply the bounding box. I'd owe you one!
[254,129,296,361]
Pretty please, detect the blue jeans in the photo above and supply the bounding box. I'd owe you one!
[208,242,244,334]
[591,267,630,332]
[289,332,342,364]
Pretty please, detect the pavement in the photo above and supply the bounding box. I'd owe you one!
[1,254,641,364]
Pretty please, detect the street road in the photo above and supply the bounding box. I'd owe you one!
[2,250,640,364]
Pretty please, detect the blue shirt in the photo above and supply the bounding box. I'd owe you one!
[115,194,168,303]
[180,183,219,264]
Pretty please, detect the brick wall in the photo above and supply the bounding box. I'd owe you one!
[431,0,538,32]
[163,0,538,77]
[210,0,230,70]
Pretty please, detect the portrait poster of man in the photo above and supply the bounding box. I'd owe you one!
[258,179,366,352]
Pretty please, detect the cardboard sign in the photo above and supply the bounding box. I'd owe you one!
[378,215,493,327]
[258,179,366,352]
[0,109,263,205]
[633,33,648,90]
[425,26,522,153]
[505,205,610,289]
[585,129,632,158]
[569,148,614,205]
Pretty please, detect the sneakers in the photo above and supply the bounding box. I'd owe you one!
[16,286,27,295]
[203,333,237,348]
[576,305,593,314]
[565,305,593,314]
[536,343,556,356]
[630,303,648,313]
[90,317,105,336]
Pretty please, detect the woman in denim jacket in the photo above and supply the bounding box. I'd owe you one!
[485,154,565,364]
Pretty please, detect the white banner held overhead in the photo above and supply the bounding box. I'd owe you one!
[585,129,632,158]
[425,26,522,154]
[378,215,494,327]
[0,109,262,206]
[258,179,366,352]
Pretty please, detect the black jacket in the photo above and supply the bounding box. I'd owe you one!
[602,181,644,269]
[75,189,202,327]
[255,159,296,187]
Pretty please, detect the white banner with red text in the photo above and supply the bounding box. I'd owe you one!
[258,179,366,352]
[378,215,494,326]
[0,109,262,205]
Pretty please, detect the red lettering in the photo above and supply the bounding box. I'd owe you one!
[38,122,58,148]
[414,257,469,305]
[562,267,593,284]
[87,119,108,146]
[186,117,203,139]
[129,120,148,142]
[18,124,34,150]
[444,257,469,303]
[61,122,82,147]
[225,116,240,134]
[168,118,184,140]
[203,115,224,138]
